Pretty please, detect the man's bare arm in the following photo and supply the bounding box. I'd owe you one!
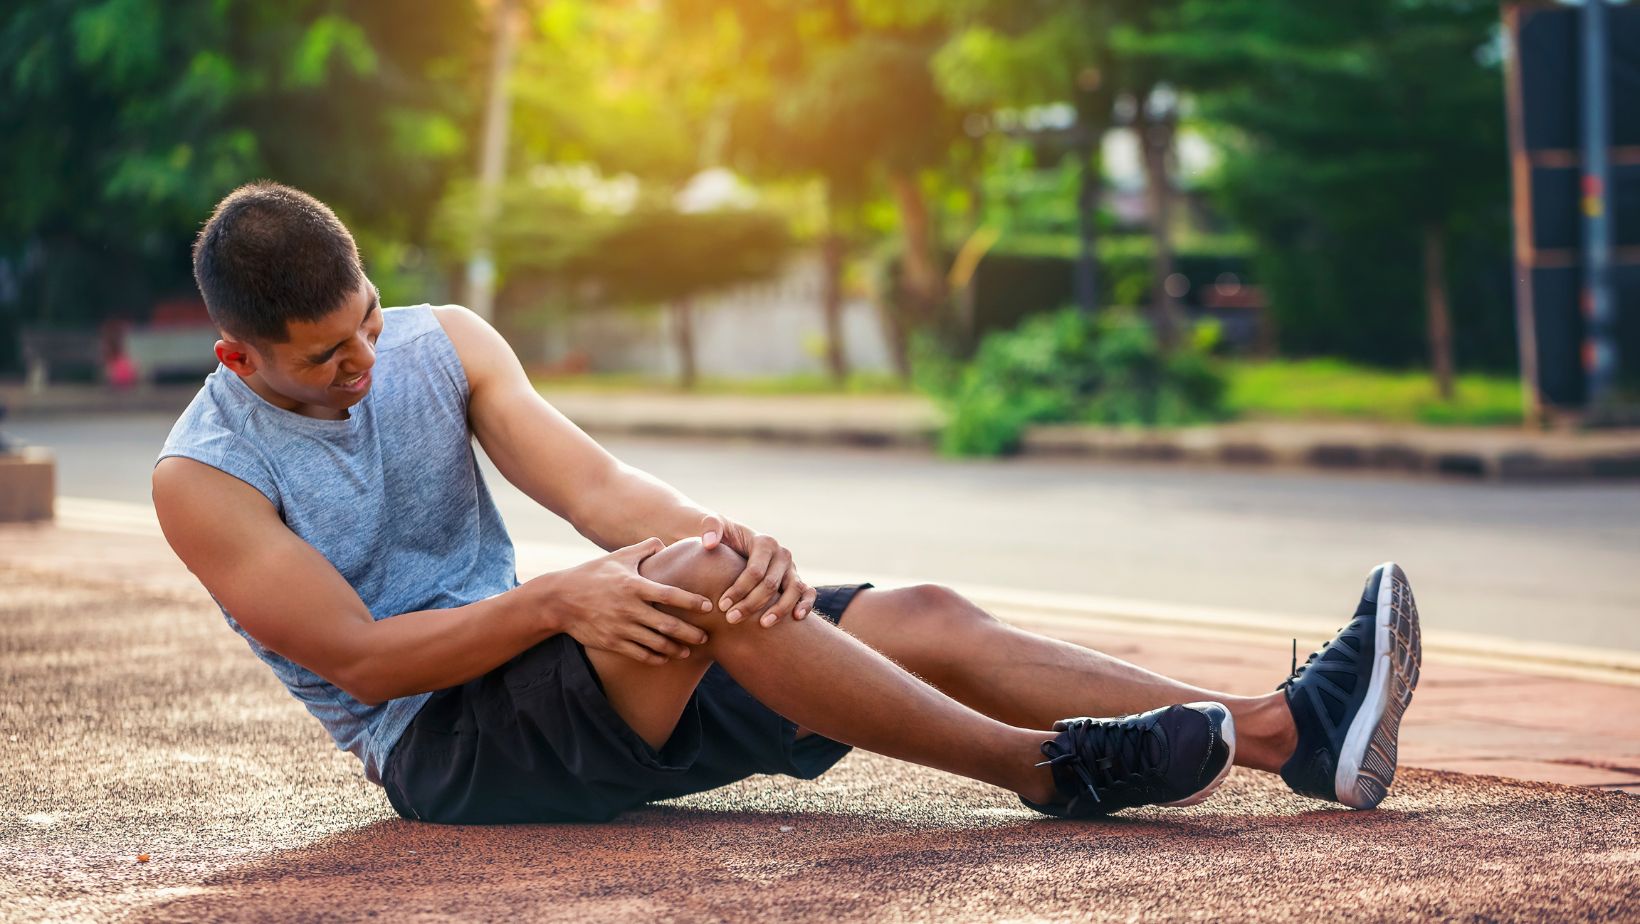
[153,459,713,703]
[433,305,714,550]
[434,305,819,625]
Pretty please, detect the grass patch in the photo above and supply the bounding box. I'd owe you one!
[529,370,909,396]
[1227,359,1523,426]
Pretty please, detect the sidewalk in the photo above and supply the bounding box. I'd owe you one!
[7,382,1640,480]
[3,517,1636,922]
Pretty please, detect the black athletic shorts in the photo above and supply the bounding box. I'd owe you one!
[381,582,873,824]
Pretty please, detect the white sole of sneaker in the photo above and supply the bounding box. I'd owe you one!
[1334,562,1422,809]
[1159,704,1237,807]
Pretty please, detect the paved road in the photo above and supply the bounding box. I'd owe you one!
[11,412,1640,651]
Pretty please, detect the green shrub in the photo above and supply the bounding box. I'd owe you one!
[925,308,1229,456]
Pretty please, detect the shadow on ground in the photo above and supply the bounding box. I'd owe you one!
[3,568,1636,922]
[122,770,1637,923]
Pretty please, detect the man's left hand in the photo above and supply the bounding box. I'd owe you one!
[699,514,816,628]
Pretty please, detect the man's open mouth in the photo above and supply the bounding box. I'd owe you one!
[335,370,370,391]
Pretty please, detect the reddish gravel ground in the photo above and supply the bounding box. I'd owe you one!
[3,566,1637,923]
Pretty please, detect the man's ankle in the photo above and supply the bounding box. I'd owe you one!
[1235,691,1297,774]
[1013,735,1060,805]
[1020,765,1060,806]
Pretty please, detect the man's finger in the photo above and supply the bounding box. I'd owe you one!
[700,514,726,550]
[642,608,709,646]
[759,576,805,628]
[738,552,790,623]
[618,640,668,665]
[720,541,775,621]
[637,577,713,615]
[615,537,666,565]
[631,626,690,660]
[794,582,818,621]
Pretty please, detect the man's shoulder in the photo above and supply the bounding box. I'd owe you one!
[155,372,288,510]
[379,304,485,368]
[159,372,250,459]
[417,304,515,397]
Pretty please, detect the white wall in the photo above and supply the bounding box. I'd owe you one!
[536,253,896,379]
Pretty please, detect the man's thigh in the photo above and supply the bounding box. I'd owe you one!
[583,646,713,750]
[587,582,874,749]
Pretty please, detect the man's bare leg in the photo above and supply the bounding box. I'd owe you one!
[836,586,1297,774]
[582,540,1063,805]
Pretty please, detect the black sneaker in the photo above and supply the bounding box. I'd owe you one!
[1023,702,1236,818]
[1279,562,1422,809]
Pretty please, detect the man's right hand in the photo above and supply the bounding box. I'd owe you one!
[537,538,714,665]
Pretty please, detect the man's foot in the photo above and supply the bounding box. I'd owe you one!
[1023,702,1236,818]
[1279,562,1422,809]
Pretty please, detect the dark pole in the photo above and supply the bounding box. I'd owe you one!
[1502,5,1543,427]
[1073,127,1099,315]
[1581,0,1615,408]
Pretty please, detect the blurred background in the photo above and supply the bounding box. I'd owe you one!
[2,1,1638,655]
[8,0,1639,418]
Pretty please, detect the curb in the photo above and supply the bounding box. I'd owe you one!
[0,386,196,420]
[571,419,935,449]
[1021,422,1640,482]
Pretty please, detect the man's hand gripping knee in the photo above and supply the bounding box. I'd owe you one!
[698,514,818,629]
[538,538,714,666]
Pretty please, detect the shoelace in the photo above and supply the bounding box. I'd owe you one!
[1036,717,1162,806]
[1279,636,1330,691]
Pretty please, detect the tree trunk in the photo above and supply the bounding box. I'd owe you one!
[887,169,944,375]
[1422,221,1455,400]
[1070,75,1114,316]
[1073,146,1099,316]
[956,134,986,343]
[820,187,848,386]
[1138,95,1181,349]
[670,297,697,390]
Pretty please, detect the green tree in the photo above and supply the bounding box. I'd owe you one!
[662,0,963,381]
[929,0,1127,324]
[438,175,793,389]
[464,3,794,387]
[570,207,793,388]
[1135,0,1509,391]
[0,0,481,366]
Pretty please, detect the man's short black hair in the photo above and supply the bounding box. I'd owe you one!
[193,181,366,344]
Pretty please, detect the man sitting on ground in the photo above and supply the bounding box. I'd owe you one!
[154,182,1422,823]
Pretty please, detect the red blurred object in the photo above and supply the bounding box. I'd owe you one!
[106,353,138,389]
[148,298,211,328]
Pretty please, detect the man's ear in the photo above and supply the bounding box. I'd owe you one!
[215,338,259,377]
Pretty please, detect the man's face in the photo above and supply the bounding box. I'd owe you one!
[222,283,383,419]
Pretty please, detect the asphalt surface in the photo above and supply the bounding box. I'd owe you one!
[12,412,1640,651]
[5,562,1638,923]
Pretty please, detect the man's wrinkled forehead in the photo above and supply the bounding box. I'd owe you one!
[266,282,379,356]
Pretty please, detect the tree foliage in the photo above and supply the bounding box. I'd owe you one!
[0,0,481,340]
[1131,0,1511,369]
[0,0,1519,381]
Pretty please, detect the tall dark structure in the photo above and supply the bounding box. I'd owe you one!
[1503,1,1640,422]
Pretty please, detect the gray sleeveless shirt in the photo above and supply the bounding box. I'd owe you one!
[157,305,518,783]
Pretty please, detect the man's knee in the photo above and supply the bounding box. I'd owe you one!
[638,538,745,621]
[896,584,996,630]
[878,584,1000,661]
